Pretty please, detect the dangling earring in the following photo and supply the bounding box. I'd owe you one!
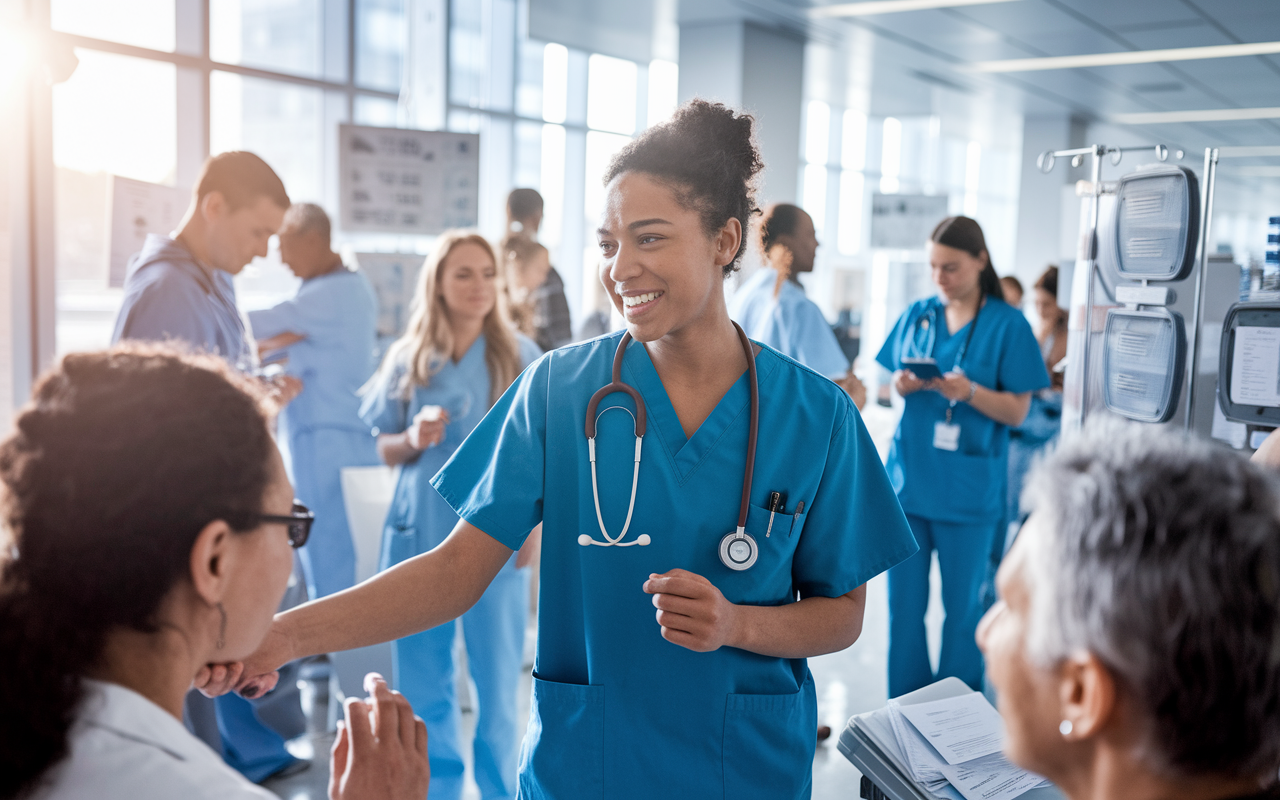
[1059,720,1073,737]
[216,602,227,650]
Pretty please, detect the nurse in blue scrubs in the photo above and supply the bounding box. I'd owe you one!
[732,203,848,378]
[249,203,381,600]
[875,216,1049,698]
[358,232,541,800]
[218,100,917,799]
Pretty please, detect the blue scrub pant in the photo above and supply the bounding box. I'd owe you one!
[393,564,530,800]
[887,514,998,698]
[290,428,379,599]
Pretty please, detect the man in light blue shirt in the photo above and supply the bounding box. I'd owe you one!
[250,203,381,600]
[112,151,305,784]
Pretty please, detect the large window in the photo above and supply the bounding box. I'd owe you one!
[44,0,676,357]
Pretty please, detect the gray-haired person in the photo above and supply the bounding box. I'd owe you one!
[979,417,1280,800]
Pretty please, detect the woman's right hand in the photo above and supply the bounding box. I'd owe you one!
[329,673,430,800]
[894,369,927,396]
[406,406,450,450]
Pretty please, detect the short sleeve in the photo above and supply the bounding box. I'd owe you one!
[247,300,306,341]
[875,307,914,372]
[430,354,549,550]
[792,402,918,598]
[995,312,1051,394]
[358,363,408,435]
[791,301,849,378]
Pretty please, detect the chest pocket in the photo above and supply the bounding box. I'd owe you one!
[715,501,801,606]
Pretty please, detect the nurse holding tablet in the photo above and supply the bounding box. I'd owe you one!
[875,216,1048,698]
[209,100,916,798]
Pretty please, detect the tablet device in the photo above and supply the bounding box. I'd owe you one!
[901,357,943,381]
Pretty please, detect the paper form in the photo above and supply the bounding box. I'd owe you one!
[897,692,1004,765]
[1230,326,1280,407]
[937,752,1048,800]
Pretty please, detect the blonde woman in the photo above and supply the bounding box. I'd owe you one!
[358,231,541,800]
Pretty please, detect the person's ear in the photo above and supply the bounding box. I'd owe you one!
[713,218,743,269]
[201,190,227,224]
[1057,652,1116,740]
[189,519,237,607]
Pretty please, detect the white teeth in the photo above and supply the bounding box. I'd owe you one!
[623,292,660,308]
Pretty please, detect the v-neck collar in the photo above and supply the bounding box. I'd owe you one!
[452,332,486,368]
[620,338,777,483]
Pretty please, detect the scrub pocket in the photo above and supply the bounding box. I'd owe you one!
[379,524,417,571]
[722,673,816,800]
[520,674,605,800]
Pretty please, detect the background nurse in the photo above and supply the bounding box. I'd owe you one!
[875,215,1048,697]
[359,232,541,800]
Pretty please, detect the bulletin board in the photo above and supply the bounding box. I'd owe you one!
[107,175,186,288]
[338,124,480,235]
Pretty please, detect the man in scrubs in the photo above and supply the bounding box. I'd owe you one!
[112,151,304,783]
[248,203,380,600]
[206,101,917,798]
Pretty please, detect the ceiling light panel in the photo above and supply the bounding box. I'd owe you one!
[1112,107,1280,125]
[810,0,1020,18]
[968,40,1280,72]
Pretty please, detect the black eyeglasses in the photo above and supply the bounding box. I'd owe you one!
[256,501,315,548]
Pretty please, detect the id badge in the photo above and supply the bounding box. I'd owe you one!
[933,421,961,451]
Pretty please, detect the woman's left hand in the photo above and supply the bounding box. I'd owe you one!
[643,569,739,652]
[930,371,974,403]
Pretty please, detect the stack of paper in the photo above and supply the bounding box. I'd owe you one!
[886,692,1050,800]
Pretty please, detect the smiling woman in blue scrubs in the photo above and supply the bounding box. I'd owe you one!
[358,232,541,800]
[210,100,917,799]
[875,216,1048,698]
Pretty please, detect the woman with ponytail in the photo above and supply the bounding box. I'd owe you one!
[0,344,427,800]
[875,215,1049,698]
[206,99,916,798]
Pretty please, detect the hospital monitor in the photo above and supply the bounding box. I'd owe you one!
[1102,307,1186,424]
[1112,165,1200,282]
[1218,303,1280,426]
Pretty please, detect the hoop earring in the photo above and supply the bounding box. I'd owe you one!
[1059,720,1073,737]
[216,602,227,650]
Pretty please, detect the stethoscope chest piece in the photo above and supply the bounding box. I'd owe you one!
[719,529,758,571]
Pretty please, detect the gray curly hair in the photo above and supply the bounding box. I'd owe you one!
[1021,416,1280,781]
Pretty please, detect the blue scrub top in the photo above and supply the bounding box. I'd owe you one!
[431,333,917,798]
[731,268,849,378]
[112,234,251,369]
[248,268,379,437]
[359,334,543,561]
[875,297,1049,524]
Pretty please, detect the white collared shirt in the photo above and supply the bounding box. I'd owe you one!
[30,679,277,800]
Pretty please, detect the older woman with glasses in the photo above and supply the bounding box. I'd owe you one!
[978,418,1280,800]
[0,344,428,800]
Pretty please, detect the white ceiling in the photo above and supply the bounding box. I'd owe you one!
[674,0,1280,151]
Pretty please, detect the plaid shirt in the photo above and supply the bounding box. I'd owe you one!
[531,266,573,351]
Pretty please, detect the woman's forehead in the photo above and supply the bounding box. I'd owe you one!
[601,172,691,229]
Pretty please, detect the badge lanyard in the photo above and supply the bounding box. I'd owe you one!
[939,299,983,425]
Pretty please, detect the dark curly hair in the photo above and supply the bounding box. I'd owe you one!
[603,99,764,276]
[0,344,277,798]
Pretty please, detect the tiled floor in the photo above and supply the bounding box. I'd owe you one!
[266,403,949,800]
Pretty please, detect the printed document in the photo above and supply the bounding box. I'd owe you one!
[938,752,1049,800]
[898,692,1004,765]
[1231,326,1280,407]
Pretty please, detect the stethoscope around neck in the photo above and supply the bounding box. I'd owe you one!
[578,323,762,572]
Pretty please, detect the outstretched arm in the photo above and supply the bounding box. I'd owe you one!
[198,520,513,696]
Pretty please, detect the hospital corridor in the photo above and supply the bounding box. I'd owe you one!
[5,2,1280,800]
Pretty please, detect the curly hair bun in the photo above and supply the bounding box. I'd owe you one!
[603,99,764,275]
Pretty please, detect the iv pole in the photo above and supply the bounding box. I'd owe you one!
[1036,143,1183,428]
